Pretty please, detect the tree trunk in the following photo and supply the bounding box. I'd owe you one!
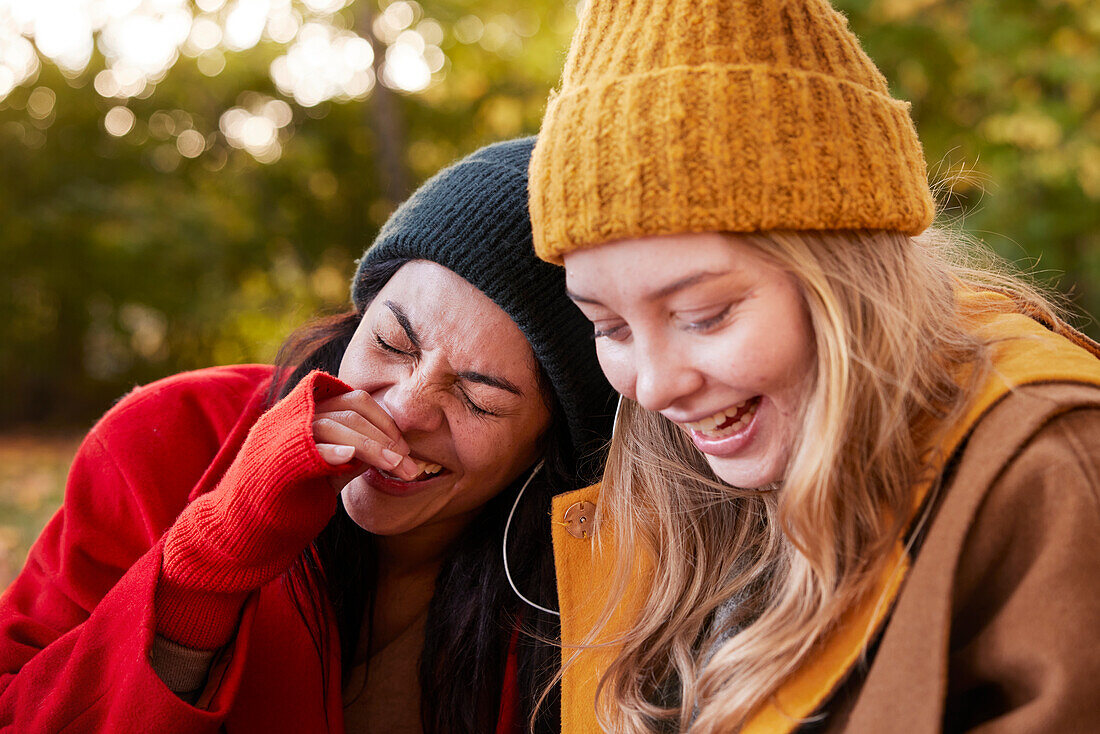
[356,1,413,213]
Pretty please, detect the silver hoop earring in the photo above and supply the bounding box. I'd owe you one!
[501,460,559,616]
[611,393,625,438]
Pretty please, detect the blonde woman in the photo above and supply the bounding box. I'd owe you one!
[528,1,1100,732]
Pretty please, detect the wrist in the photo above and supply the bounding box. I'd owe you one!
[154,576,248,650]
[161,370,352,595]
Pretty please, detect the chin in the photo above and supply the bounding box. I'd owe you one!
[341,500,410,536]
[707,455,785,491]
[340,480,401,535]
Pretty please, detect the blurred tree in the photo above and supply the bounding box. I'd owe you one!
[837,0,1100,328]
[0,0,581,426]
[0,0,1096,428]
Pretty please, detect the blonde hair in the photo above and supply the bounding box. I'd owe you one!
[577,227,1062,732]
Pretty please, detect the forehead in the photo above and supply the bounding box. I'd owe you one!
[564,232,765,301]
[371,260,537,373]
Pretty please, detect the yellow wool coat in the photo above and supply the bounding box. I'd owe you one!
[550,296,1100,733]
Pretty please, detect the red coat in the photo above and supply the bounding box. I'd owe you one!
[0,365,520,732]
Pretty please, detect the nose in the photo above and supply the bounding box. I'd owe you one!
[376,371,445,435]
[629,334,704,412]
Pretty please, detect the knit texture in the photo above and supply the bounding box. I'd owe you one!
[530,0,936,263]
[353,138,615,477]
[156,370,351,649]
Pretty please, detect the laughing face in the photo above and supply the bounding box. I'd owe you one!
[564,232,815,490]
[338,260,551,538]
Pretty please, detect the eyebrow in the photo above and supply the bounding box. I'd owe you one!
[385,300,523,397]
[567,270,729,305]
[385,300,421,350]
[457,371,523,397]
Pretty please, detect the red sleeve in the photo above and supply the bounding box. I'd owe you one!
[0,366,271,732]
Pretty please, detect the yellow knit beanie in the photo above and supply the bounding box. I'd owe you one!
[530,0,936,264]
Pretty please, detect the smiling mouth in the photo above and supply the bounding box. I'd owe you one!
[682,397,761,439]
[379,457,446,482]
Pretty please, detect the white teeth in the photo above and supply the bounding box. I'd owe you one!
[683,399,759,437]
[413,459,442,477]
[381,459,443,480]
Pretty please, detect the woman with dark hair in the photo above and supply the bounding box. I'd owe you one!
[0,138,615,733]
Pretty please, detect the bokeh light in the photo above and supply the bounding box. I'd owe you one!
[453,15,484,45]
[184,17,221,55]
[0,27,39,98]
[103,105,135,136]
[175,128,205,158]
[302,0,349,14]
[1,0,193,99]
[382,35,430,92]
[98,6,192,80]
[265,2,300,44]
[371,3,444,94]
[270,22,374,106]
[25,86,55,119]
[224,0,268,52]
[219,94,292,163]
[1,0,451,143]
[31,2,95,75]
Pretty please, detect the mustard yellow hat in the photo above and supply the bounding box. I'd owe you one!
[530,0,936,264]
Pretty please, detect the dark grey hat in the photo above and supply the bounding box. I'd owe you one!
[352,137,614,479]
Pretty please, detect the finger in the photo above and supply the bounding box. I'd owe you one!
[316,408,409,457]
[316,442,356,466]
[312,418,420,480]
[316,391,409,454]
[388,454,420,481]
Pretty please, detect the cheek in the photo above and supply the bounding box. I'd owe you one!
[720,303,813,393]
[336,332,364,381]
[338,334,388,388]
[445,421,542,514]
[451,425,501,474]
[595,342,635,396]
[772,305,815,391]
[450,415,541,481]
[693,329,763,389]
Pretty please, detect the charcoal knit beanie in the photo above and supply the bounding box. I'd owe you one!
[353,137,614,475]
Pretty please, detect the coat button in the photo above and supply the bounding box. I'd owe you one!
[563,501,596,539]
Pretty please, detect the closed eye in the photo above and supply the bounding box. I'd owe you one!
[681,304,732,332]
[376,335,501,417]
[593,323,631,342]
[458,388,496,417]
[375,334,410,356]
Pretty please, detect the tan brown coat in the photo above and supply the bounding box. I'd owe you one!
[817,381,1100,733]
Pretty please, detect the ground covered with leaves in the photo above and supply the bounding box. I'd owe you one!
[0,434,80,590]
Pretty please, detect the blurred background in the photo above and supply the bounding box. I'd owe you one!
[0,0,1098,587]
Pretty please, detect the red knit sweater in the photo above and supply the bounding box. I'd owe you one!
[0,366,521,733]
